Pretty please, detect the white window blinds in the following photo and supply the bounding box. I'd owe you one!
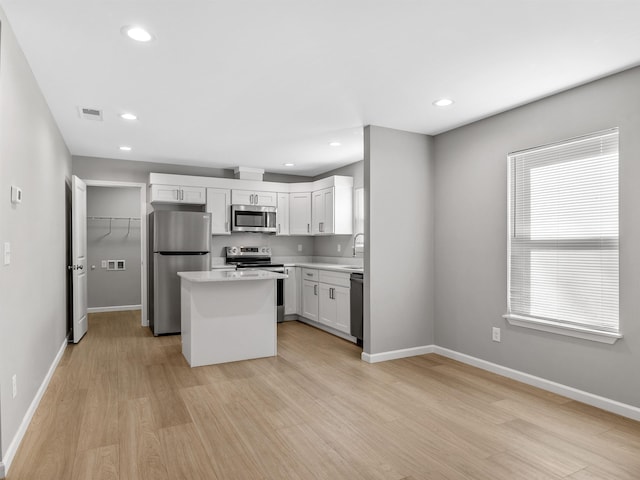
[507,129,619,334]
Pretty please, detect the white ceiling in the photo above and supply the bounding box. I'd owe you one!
[3,1,640,176]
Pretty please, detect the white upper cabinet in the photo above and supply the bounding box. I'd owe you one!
[206,188,231,235]
[231,189,277,207]
[312,188,334,235]
[312,186,352,235]
[151,184,206,204]
[148,174,353,236]
[289,192,312,236]
[277,193,290,236]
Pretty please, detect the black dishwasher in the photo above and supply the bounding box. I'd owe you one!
[350,272,363,346]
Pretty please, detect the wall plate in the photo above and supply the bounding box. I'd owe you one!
[11,186,22,204]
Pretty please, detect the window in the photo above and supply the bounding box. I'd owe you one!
[505,129,621,343]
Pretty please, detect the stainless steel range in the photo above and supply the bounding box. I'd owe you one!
[225,246,285,323]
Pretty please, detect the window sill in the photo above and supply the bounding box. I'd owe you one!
[502,314,622,344]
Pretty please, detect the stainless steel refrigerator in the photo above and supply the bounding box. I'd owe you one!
[149,211,211,335]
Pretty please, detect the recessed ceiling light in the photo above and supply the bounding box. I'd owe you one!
[433,98,454,107]
[122,26,154,42]
[329,142,342,147]
[283,163,295,167]
[119,146,132,151]
[120,112,137,120]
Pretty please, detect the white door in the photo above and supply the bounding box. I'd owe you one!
[71,176,88,343]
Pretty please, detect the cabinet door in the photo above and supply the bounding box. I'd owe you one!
[333,285,351,333]
[232,190,277,206]
[318,283,336,327]
[206,188,231,235]
[322,188,334,234]
[231,190,253,205]
[181,186,206,204]
[312,190,324,235]
[255,191,277,207]
[284,267,298,315]
[277,193,290,236]
[301,279,319,321]
[290,192,312,235]
[151,184,180,203]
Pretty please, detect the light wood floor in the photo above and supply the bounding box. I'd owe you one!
[6,311,640,479]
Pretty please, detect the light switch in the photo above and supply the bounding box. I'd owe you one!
[3,242,11,265]
[101,260,107,268]
[11,186,23,204]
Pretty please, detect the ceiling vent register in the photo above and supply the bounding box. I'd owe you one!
[78,107,103,121]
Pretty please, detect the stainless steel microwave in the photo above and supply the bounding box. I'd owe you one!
[231,205,277,233]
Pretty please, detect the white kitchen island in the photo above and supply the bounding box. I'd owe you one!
[177,270,287,367]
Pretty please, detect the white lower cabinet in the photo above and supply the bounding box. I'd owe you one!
[300,269,351,336]
[284,267,298,315]
[318,283,350,334]
[301,278,319,321]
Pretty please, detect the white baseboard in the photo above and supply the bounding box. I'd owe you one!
[359,343,640,421]
[431,346,640,422]
[361,345,435,363]
[87,304,141,313]
[1,338,67,477]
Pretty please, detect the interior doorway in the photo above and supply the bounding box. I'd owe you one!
[83,180,148,326]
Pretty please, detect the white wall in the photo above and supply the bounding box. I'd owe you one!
[365,126,435,355]
[434,66,640,408]
[0,8,72,473]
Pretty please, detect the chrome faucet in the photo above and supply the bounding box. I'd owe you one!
[352,232,365,257]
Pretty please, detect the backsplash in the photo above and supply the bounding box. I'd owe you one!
[209,233,364,266]
[211,233,314,259]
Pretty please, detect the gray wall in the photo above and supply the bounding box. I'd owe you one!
[313,160,364,258]
[365,126,435,355]
[434,66,640,408]
[72,155,312,184]
[87,187,141,308]
[0,7,72,467]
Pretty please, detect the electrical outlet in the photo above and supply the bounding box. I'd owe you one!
[337,244,341,252]
[492,327,501,342]
[298,244,302,252]
[12,374,17,398]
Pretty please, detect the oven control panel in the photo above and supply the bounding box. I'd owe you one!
[226,246,271,257]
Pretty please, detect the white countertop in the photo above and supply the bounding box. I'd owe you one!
[179,270,288,283]
[284,262,364,273]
